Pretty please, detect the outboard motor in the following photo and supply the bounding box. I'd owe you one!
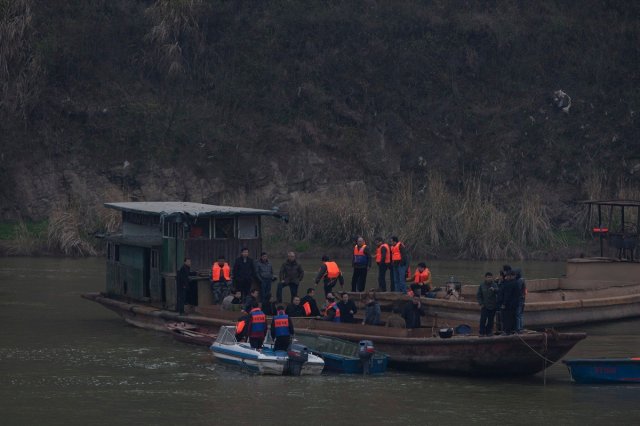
[358,340,375,375]
[286,343,309,376]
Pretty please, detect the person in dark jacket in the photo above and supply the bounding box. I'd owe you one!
[401,296,425,329]
[351,237,372,292]
[363,297,381,325]
[514,268,526,333]
[232,248,258,297]
[176,258,197,314]
[270,306,295,351]
[285,296,306,317]
[337,292,358,323]
[300,288,321,317]
[477,272,499,336]
[277,251,304,303]
[243,288,260,313]
[255,252,275,305]
[497,270,520,334]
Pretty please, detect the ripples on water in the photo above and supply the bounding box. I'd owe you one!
[1,257,639,426]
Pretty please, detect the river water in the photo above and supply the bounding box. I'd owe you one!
[1,257,639,426]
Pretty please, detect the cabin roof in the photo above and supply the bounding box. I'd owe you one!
[577,199,640,207]
[105,202,286,220]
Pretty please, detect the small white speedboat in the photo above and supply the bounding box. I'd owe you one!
[210,326,324,375]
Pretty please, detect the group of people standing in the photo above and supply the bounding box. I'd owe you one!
[476,265,527,336]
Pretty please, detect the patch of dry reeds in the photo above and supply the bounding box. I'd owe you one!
[6,219,46,255]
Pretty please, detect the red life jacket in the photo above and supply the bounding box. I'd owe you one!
[249,308,266,338]
[353,244,368,266]
[212,262,231,281]
[323,261,341,280]
[273,311,290,337]
[391,242,403,261]
[236,320,246,335]
[375,243,391,264]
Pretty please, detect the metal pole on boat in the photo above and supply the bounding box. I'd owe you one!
[598,204,603,257]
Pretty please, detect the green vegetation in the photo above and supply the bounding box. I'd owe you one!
[1,0,640,258]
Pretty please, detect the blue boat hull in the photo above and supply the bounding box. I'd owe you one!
[322,353,388,374]
[563,358,640,384]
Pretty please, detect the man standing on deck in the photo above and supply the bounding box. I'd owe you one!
[177,258,197,314]
[314,255,344,298]
[374,237,392,291]
[277,251,304,303]
[390,236,409,294]
[271,306,295,351]
[246,301,267,349]
[497,270,519,334]
[255,252,275,306]
[515,268,527,333]
[477,272,499,336]
[232,248,258,298]
[351,237,371,292]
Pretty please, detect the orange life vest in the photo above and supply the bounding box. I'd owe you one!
[353,244,368,266]
[323,261,341,280]
[236,319,246,335]
[375,243,391,264]
[302,301,312,316]
[414,268,431,284]
[211,262,231,281]
[324,301,341,322]
[391,242,403,261]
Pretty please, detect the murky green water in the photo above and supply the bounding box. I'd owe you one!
[1,257,639,426]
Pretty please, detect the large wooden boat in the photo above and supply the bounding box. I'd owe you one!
[82,292,586,377]
[351,257,640,329]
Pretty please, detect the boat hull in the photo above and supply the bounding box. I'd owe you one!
[210,342,288,375]
[563,358,640,384]
[83,292,586,377]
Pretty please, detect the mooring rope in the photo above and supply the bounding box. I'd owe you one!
[515,332,553,386]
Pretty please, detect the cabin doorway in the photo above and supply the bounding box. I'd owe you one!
[142,249,151,298]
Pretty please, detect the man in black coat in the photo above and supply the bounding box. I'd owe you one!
[176,257,197,314]
[300,288,321,317]
[232,247,257,297]
[337,292,358,323]
[497,270,520,334]
[285,296,306,317]
[401,296,425,329]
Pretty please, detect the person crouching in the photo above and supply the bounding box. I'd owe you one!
[271,305,295,351]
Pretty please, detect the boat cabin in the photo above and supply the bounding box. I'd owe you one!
[102,202,285,310]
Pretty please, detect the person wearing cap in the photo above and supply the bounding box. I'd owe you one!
[477,272,498,336]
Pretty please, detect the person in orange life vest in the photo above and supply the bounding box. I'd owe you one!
[235,311,251,342]
[246,301,267,349]
[211,255,232,304]
[300,288,321,317]
[374,237,392,292]
[322,293,341,322]
[285,296,306,317]
[409,262,432,297]
[390,236,409,294]
[351,237,371,292]
[314,255,345,299]
[270,306,295,351]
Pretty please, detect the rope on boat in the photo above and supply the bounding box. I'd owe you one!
[516,332,554,364]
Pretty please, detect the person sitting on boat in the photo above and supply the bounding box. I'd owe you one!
[246,301,267,349]
[235,311,251,342]
[243,288,260,313]
[401,296,425,329]
[211,255,232,305]
[222,289,243,311]
[363,294,381,326]
[322,293,341,322]
[300,288,321,317]
[409,262,432,296]
[477,272,499,336]
[285,296,306,317]
[337,292,358,323]
[314,255,345,299]
[271,306,295,351]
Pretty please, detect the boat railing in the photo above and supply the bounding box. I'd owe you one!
[215,326,238,345]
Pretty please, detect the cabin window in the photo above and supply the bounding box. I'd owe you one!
[214,218,235,239]
[237,216,259,239]
[114,244,120,261]
[189,218,210,239]
[163,221,178,237]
